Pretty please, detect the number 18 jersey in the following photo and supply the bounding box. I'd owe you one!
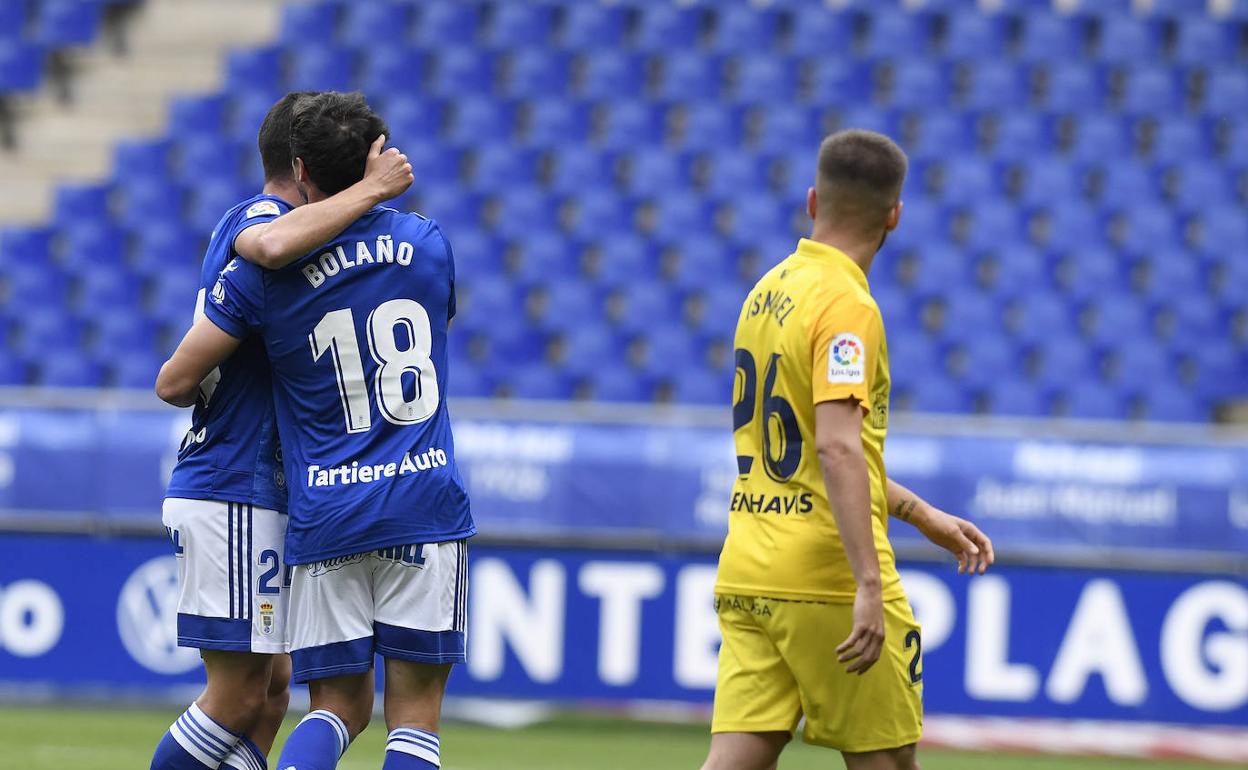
[205,206,474,565]
[715,238,904,603]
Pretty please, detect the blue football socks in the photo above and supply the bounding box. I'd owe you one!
[382,728,441,768]
[221,734,268,770]
[274,710,350,770]
[150,702,242,769]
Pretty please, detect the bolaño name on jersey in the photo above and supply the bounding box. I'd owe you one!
[306,446,450,488]
[301,234,418,289]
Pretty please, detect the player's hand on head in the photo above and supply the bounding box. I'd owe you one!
[919,508,994,575]
[837,584,885,675]
[364,134,414,201]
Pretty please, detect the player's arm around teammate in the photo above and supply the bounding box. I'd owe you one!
[234,133,412,270]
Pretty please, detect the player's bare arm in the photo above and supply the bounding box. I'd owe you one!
[886,478,994,575]
[815,398,885,675]
[155,316,243,407]
[235,134,413,270]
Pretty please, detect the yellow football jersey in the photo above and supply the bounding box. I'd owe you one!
[715,238,904,603]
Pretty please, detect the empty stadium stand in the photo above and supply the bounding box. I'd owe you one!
[0,0,1245,423]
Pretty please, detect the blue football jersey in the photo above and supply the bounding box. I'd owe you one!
[204,206,475,564]
[165,194,291,512]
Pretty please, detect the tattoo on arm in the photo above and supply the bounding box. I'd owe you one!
[892,498,918,522]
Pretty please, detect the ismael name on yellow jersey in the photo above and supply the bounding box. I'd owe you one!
[715,237,904,604]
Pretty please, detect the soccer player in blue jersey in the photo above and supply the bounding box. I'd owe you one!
[156,91,473,770]
[150,91,414,770]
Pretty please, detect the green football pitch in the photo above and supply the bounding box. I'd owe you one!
[0,705,1222,770]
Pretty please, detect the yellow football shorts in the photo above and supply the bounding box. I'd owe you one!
[711,594,923,754]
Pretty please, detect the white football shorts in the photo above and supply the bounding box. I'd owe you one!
[162,497,289,654]
[288,540,468,683]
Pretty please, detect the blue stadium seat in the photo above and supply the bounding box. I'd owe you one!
[960,60,1028,110]
[91,313,158,356]
[169,94,229,142]
[360,45,425,96]
[131,222,201,279]
[1011,296,1077,343]
[1061,382,1129,420]
[559,327,620,378]
[341,0,413,46]
[1139,254,1204,300]
[484,3,554,47]
[471,145,538,189]
[669,367,727,406]
[1120,202,1181,252]
[1085,294,1151,344]
[656,52,723,101]
[414,2,480,46]
[861,12,933,58]
[667,240,733,290]
[576,50,643,100]
[943,11,1007,59]
[1067,115,1129,162]
[1151,0,1214,16]
[1203,67,1248,118]
[908,112,973,158]
[1110,339,1171,385]
[1095,161,1157,207]
[1173,17,1236,64]
[963,201,1023,251]
[0,2,27,43]
[538,282,602,330]
[885,61,950,110]
[633,5,702,51]
[595,234,658,286]
[786,7,852,55]
[3,261,69,313]
[0,349,30,386]
[1013,157,1079,205]
[509,365,575,401]
[108,351,162,389]
[1095,16,1161,63]
[751,105,819,153]
[446,97,513,143]
[909,376,972,414]
[504,50,569,99]
[992,114,1055,159]
[287,45,356,91]
[35,0,101,47]
[589,365,653,403]
[225,46,284,97]
[52,182,113,227]
[1149,117,1209,164]
[112,137,175,188]
[186,177,248,233]
[711,5,778,51]
[492,188,558,238]
[1057,246,1124,293]
[649,193,712,242]
[1016,14,1083,61]
[701,152,768,199]
[567,189,633,237]
[0,40,42,92]
[59,222,127,269]
[430,48,495,95]
[1168,161,1233,210]
[280,1,339,45]
[941,291,1000,335]
[805,58,871,105]
[521,97,589,145]
[460,275,524,328]
[404,140,462,188]
[1042,63,1105,111]
[937,157,998,205]
[726,200,791,245]
[595,101,662,150]
[730,56,798,104]
[416,187,479,232]
[548,147,612,193]
[0,226,52,265]
[560,4,626,48]
[1120,66,1182,114]
[118,180,184,229]
[15,308,85,354]
[636,323,696,367]
[36,352,104,388]
[384,95,445,143]
[1139,382,1206,423]
[990,382,1051,417]
[676,103,744,149]
[626,151,689,197]
[988,245,1050,290]
[177,136,243,185]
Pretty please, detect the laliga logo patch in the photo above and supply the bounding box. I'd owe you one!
[827,333,866,384]
[245,200,281,219]
[259,601,275,635]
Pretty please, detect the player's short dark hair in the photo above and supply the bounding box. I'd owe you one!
[257,91,316,183]
[815,129,909,231]
[290,91,389,196]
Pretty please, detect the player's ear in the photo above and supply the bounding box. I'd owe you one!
[293,157,308,185]
[806,186,818,221]
[885,200,902,232]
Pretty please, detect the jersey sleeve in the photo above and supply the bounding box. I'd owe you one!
[433,223,456,322]
[227,198,289,252]
[809,289,883,409]
[204,257,265,339]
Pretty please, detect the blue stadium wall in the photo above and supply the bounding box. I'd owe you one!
[0,396,1244,727]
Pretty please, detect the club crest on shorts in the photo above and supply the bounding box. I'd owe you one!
[259,601,275,635]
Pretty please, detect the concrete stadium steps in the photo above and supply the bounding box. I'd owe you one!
[0,0,282,225]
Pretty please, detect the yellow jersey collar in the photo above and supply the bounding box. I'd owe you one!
[795,238,869,291]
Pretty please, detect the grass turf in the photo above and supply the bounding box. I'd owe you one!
[0,705,1223,770]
